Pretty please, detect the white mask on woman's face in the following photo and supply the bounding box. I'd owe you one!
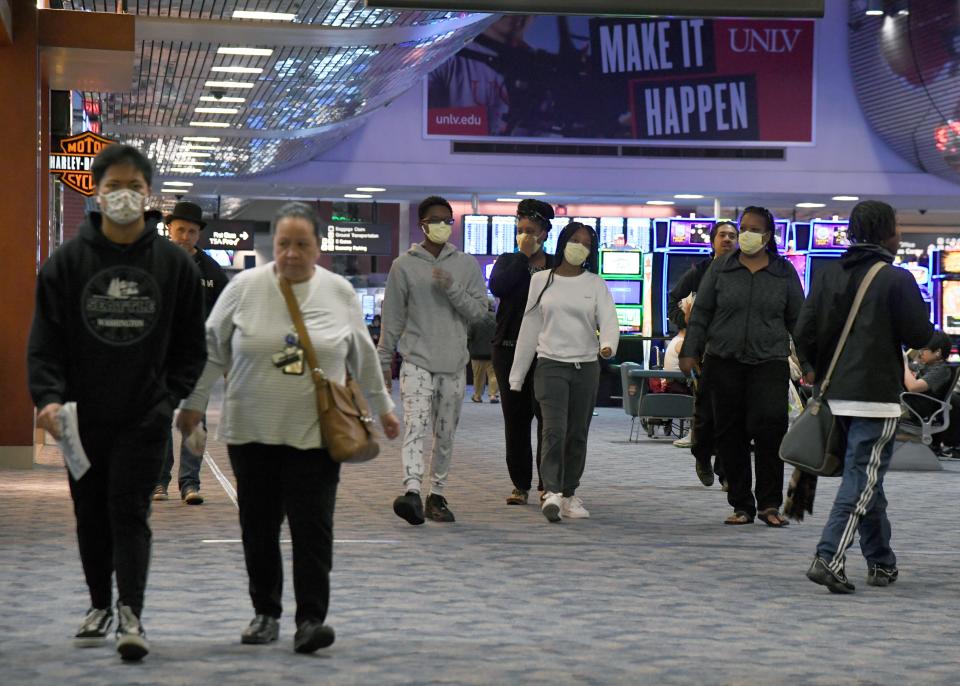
[564,241,591,266]
[738,231,766,256]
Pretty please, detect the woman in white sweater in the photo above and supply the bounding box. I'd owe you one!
[178,203,400,653]
[509,222,619,522]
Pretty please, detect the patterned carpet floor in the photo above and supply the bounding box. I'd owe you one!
[2,389,959,685]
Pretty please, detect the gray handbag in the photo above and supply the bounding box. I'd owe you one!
[779,261,885,477]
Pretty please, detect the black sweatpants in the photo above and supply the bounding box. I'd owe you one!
[228,443,340,626]
[691,360,724,481]
[492,344,543,492]
[704,355,789,519]
[68,422,167,617]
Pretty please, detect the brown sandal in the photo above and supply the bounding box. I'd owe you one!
[758,508,789,528]
[724,510,753,525]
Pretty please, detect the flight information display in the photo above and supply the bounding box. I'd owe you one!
[573,217,598,230]
[626,218,651,252]
[490,216,516,256]
[599,217,625,248]
[545,218,568,255]
[463,215,489,255]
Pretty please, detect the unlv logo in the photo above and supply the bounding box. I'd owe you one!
[728,28,804,54]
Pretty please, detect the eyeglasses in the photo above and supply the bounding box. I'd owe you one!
[422,218,455,226]
[517,211,550,226]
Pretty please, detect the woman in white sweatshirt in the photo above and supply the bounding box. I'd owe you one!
[509,222,620,522]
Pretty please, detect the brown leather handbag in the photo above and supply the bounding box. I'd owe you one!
[278,277,380,463]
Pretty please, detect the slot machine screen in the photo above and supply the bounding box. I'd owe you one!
[806,255,838,288]
[600,250,642,279]
[943,281,960,335]
[810,221,849,250]
[940,250,960,275]
[665,253,703,294]
[615,305,643,333]
[606,280,642,305]
[490,216,516,256]
[599,217,625,248]
[626,218,651,252]
[668,219,714,248]
[774,220,789,249]
[463,215,489,255]
[785,254,807,287]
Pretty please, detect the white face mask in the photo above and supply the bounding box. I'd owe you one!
[99,189,145,226]
[564,241,591,267]
[738,231,766,256]
[516,234,541,251]
[425,222,452,245]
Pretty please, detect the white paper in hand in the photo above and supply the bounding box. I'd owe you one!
[58,402,91,481]
[184,425,207,456]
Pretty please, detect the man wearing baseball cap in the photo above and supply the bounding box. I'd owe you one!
[153,201,229,504]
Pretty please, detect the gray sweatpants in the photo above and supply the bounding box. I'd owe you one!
[399,361,466,496]
[533,358,600,497]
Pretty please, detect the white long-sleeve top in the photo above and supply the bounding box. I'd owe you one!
[182,263,394,451]
[509,270,620,390]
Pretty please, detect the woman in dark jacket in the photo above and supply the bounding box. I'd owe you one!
[679,207,806,527]
[489,198,557,505]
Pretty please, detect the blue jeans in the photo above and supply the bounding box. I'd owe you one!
[157,418,205,495]
[816,416,898,573]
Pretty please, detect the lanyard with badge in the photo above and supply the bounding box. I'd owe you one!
[272,330,305,375]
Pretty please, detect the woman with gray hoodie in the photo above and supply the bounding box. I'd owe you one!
[378,196,490,525]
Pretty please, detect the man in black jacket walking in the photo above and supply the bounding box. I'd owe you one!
[27,145,206,659]
[154,200,228,504]
[795,200,932,594]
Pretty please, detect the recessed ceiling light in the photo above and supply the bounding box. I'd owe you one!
[796,202,826,208]
[199,96,246,103]
[516,191,546,196]
[865,9,884,15]
[204,80,255,89]
[674,194,704,199]
[647,200,675,206]
[217,47,274,56]
[211,66,263,74]
[162,181,194,187]
[194,107,239,114]
[831,195,859,201]
[170,167,203,173]
[183,136,221,142]
[496,197,523,202]
[356,187,386,192]
[189,121,232,128]
[344,193,373,199]
[160,188,186,194]
[232,10,297,21]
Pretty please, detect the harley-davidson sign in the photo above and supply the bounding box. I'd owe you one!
[49,131,116,196]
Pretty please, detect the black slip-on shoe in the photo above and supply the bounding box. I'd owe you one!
[241,615,280,645]
[293,621,335,654]
[393,491,425,525]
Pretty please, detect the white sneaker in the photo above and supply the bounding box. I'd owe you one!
[673,436,693,448]
[561,495,590,519]
[541,492,563,522]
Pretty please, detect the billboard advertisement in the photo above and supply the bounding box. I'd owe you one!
[426,15,815,145]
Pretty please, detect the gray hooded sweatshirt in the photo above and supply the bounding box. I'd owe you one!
[378,242,490,374]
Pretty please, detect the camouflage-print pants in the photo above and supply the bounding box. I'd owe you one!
[399,362,466,496]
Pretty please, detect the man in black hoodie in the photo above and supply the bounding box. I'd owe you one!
[153,200,228,504]
[27,145,206,659]
[795,200,932,594]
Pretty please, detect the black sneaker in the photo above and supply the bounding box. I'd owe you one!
[694,459,714,487]
[425,494,455,522]
[115,603,149,661]
[74,607,113,647]
[806,556,855,594]
[867,564,899,587]
[393,491,425,525]
[293,620,335,654]
[241,614,280,645]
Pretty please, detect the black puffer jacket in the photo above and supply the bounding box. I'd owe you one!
[794,244,932,404]
[680,250,806,365]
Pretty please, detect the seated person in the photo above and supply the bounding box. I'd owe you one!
[902,331,953,422]
[653,296,693,395]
